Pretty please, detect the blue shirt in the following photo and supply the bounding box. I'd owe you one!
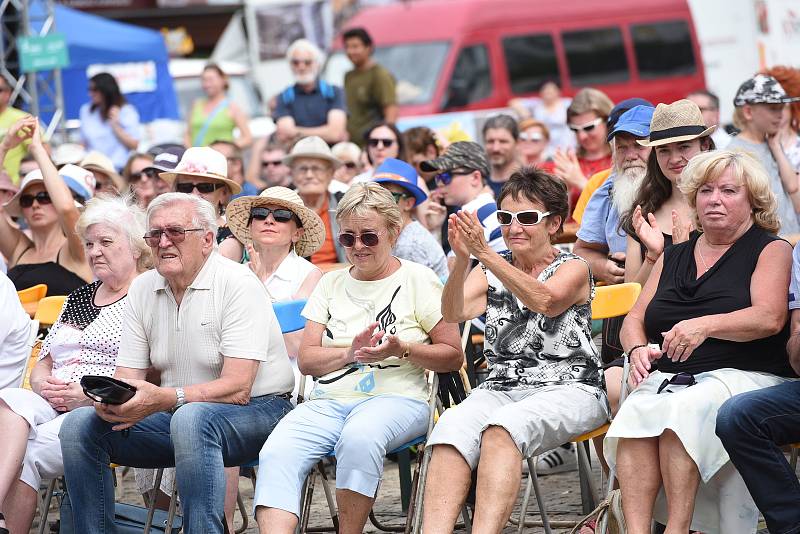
[790,242,800,311]
[231,181,260,200]
[79,103,141,171]
[575,173,627,254]
[273,81,345,128]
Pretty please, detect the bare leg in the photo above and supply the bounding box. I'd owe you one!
[616,437,661,534]
[471,426,522,534]
[2,480,38,534]
[659,430,700,534]
[605,367,623,416]
[0,401,30,527]
[224,466,238,533]
[421,444,472,534]
[255,506,297,534]
[592,436,610,475]
[336,488,374,534]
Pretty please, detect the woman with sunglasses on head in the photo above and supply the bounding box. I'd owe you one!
[185,63,252,150]
[79,73,141,172]
[0,117,94,294]
[253,182,462,534]
[0,194,149,534]
[421,168,609,534]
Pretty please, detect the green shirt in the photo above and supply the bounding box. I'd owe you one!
[189,98,236,147]
[0,106,31,184]
[344,63,396,146]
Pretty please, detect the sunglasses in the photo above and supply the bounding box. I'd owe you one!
[338,230,385,248]
[367,138,395,149]
[175,182,226,194]
[291,59,313,67]
[568,117,603,134]
[434,169,473,186]
[130,169,159,182]
[19,191,52,208]
[519,132,545,142]
[262,160,284,168]
[143,226,204,247]
[248,207,298,225]
[657,372,696,394]
[343,161,358,169]
[390,191,412,203]
[496,209,551,226]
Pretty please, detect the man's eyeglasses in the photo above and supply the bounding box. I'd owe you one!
[496,209,551,226]
[568,117,603,134]
[249,207,298,225]
[367,138,395,149]
[338,230,385,248]
[293,165,329,176]
[175,182,226,194]
[143,227,204,247]
[19,192,52,208]
[434,169,473,186]
[262,160,284,168]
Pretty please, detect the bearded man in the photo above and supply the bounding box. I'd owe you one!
[573,105,654,284]
[273,39,347,144]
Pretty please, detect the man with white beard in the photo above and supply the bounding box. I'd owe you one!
[573,105,654,284]
[273,39,348,145]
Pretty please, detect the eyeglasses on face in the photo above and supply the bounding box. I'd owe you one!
[496,209,551,226]
[19,191,52,208]
[175,182,226,194]
[389,191,412,203]
[367,138,395,149]
[338,230,385,248]
[519,132,545,142]
[290,58,314,67]
[143,226,204,246]
[248,207,297,225]
[434,169,473,186]
[343,161,358,169]
[568,117,603,134]
[293,165,329,176]
[131,169,159,182]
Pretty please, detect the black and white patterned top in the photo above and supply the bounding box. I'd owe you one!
[39,281,125,383]
[478,250,605,398]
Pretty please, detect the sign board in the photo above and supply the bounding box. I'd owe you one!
[86,62,158,93]
[17,34,70,73]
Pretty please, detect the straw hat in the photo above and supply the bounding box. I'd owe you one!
[225,186,325,257]
[283,136,342,169]
[80,151,125,191]
[637,99,716,147]
[159,146,242,195]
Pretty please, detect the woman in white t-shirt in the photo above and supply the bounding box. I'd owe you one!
[252,183,463,534]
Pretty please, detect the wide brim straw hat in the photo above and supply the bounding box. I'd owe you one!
[283,135,342,169]
[159,146,242,195]
[80,151,125,191]
[225,186,325,258]
[637,99,716,147]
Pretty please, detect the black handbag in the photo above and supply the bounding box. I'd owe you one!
[59,489,183,533]
[80,375,137,405]
[600,315,626,364]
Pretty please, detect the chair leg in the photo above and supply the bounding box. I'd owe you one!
[576,441,599,511]
[516,465,534,534]
[461,505,473,534]
[165,482,179,533]
[411,444,434,534]
[523,457,554,534]
[397,448,413,513]
[144,468,164,534]
[318,461,339,530]
[37,479,57,534]
[299,472,315,534]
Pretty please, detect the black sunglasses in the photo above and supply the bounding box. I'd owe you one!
[496,209,551,226]
[367,138,395,148]
[434,169,473,186]
[338,231,384,248]
[130,169,159,182]
[248,207,298,225]
[175,182,226,194]
[262,160,284,168]
[390,191,412,203]
[343,161,358,169]
[143,226,204,246]
[657,372,696,394]
[19,191,52,208]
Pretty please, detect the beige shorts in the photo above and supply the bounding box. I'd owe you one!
[426,385,608,469]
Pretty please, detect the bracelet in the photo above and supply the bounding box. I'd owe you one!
[626,344,648,357]
[644,253,659,265]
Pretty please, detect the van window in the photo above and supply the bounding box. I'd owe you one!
[563,27,629,86]
[502,34,559,95]
[632,20,696,79]
[443,44,491,110]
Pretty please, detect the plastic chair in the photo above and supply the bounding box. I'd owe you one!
[18,284,48,317]
[515,283,641,534]
[34,296,67,327]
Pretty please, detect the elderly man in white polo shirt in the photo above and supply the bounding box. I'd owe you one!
[59,192,294,534]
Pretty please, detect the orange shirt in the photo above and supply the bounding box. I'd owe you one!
[541,154,613,222]
[572,168,612,225]
[311,198,338,265]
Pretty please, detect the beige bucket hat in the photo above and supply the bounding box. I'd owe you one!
[80,151,125,192]
[283,136,342,169]
[637,99,716,147]
[225,186,325,257]
[159,146,242,195]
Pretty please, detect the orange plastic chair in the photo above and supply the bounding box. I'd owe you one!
[34,296,67,327]
[17,284,48,316]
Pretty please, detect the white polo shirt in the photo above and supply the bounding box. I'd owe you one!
[117,252,294,397]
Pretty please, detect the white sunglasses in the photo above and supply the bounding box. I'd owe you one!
[496,209,551,226]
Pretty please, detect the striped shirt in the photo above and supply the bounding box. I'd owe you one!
[448,193,506,257]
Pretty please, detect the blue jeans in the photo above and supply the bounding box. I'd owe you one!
[59,395,292,534]
[716,380,800,534]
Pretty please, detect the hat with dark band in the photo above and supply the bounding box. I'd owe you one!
[637,99,716,148]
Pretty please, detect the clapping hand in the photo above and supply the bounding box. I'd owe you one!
[355,334,404,363]
[631,205,664,259]
[671,210,693,244]
[346,322,382,363]
[552,148,585,189]
[451,210,489,258]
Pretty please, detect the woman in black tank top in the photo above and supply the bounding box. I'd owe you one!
[611,150,796,533]
[0,117,92,295]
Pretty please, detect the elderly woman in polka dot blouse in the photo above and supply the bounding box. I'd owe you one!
[0,194,150,534]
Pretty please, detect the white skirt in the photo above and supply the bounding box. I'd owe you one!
[604,368,790,533]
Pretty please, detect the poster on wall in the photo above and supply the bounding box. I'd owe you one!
[86,62,158,93]
[254,0,333,61]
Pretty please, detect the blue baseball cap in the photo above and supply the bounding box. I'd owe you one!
[372,158,427,206]
[607,105,655,142]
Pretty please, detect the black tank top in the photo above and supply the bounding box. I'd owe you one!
[7,247,88,296]
[643,225,795,376]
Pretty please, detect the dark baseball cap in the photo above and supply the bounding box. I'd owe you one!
[420,141,491,180]
[143,146,186,173]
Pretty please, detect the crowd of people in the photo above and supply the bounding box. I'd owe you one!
[1,24,800,534]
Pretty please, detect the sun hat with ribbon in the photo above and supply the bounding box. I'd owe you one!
[225,186,325,257]
[282,135,342,169]
[4,165,96,217]
[372,158,427,206]
[637,99,716,147]
[158,146,242,195]
[80,151,125,191]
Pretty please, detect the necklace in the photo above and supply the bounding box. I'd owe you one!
[697,235,711,273]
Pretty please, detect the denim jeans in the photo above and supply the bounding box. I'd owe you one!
[716,380,800,534]
[59,395,292,534]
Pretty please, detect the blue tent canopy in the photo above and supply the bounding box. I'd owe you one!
[30,1,179,123]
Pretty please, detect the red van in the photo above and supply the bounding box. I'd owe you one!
[324,0,706,116]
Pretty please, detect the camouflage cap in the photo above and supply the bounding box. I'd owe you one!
[419,141,491,180]
[733,74,800,106]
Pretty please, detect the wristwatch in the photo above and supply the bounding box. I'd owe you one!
[174,387,186,410]
[401,343,411,359]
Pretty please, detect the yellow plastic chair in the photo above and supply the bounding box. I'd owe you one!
[515,282,641,534]
[34,296,67,327]
[18,284,48,317]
